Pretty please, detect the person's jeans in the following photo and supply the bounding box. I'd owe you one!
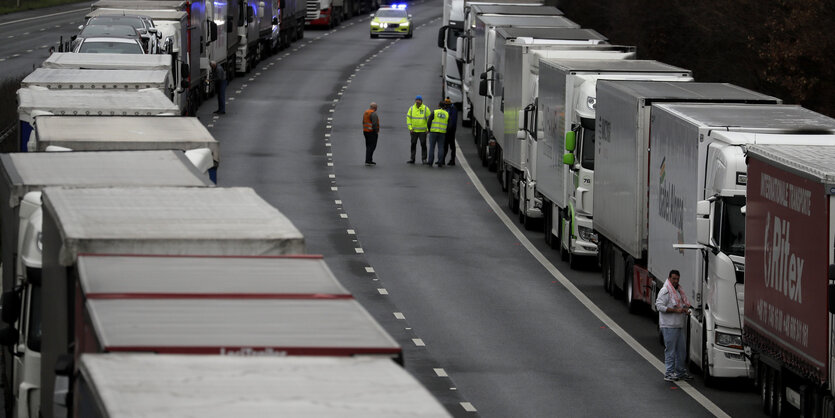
[444,128,456,162]
[428,132,446,165]
[410,131,427,161]
[216,80,227,113]
[661,327,687,377]
[363,131,378,163]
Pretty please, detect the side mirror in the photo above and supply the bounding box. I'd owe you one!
[455,37,463,60]
[437,26,446,48]
[209,21,218,42]
[1,289,21,325]
[565,131,576,152]
[478,78,487,96]
[516,130,526,140]
[563,153,575,166]
[258,2,265,18]
[696,200,711,246]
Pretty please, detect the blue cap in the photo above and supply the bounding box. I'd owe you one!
[415,95,422,100]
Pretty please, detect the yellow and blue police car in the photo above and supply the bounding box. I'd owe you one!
[370,5,412,38]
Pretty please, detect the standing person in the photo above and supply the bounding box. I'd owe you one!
[655,270,693,382]
[211,61,226,115]
[427,101,449,167]
[443,97,458,166]
[362,102,380,166]
[406,95,430,164]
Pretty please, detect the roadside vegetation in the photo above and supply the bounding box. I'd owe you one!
[0,75,23,152]
[557,0,835,117]
[0,0,85,15]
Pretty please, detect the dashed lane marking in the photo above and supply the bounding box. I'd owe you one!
[434,368,447,377]
[365,267,375,273]
[354,248,364,254]
[378,288,388,295]
[394,312,405,319]
[339,213,347,218]
[347,229,355,235]
[330,186,337,191]
[456,144,731,417]
[412,338,425,346]
[328,162,334,166]
[329,173,336,178]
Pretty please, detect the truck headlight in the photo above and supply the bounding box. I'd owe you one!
[578,226,598,244]
[715,331,743,349]
[586,96,596,110]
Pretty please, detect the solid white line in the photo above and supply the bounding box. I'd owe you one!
[455,141,730,418]
[0,7,88,27]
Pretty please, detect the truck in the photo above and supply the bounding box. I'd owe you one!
[74,355,451,417]
[39,52,191,114]
[38,186,305,418]
[236,0,277,72]
[595,102,835,384]
[306,0,375,28]
[32,116,220,182]
[744,144,835,417]
[534,60,692,268]
[16,88,179,152]
[437,0,544,114]
[0,150,213,418]
[469,14,580,164]
[89,0,239,107]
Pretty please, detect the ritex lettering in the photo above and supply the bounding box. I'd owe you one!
[763,212,804,303]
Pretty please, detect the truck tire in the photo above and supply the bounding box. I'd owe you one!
[772,372,784,418]
[568,249,581,270]
[624,257,636,307]
[544,202,556,249]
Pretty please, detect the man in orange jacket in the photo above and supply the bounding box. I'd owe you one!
[363,102,380,165]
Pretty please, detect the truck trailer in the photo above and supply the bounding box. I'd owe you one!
[744,144,835,417]
[75,355,451,417]
[595,102,835,383]
[38,186,305,417]
[0,151,212,418]
[534,60,692,268]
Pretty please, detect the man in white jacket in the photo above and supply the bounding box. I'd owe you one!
[655,269,693,382]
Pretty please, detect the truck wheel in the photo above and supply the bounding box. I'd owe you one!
[626,265,639,313]
[772,372,784,418]
[568,250,581,270]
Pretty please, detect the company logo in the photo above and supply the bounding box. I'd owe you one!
[657,156,684,231]
[763,212,804,303]
[220,347,289,357]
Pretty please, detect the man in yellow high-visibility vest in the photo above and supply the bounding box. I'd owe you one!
[406,95,430,164]
[427,100,449,167]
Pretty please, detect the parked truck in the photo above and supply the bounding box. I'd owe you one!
[33,116,220,182]
[534,60,692,268]
[0,151,213,418]
[89,0,239,108]
[469,14,579,164]
[38,186,305,418]
[437,0,544,114]
[595,102,835,384]
[74,355,451,417]
[744,144,835,417]
[306,0,374,28]
[16,88,179,152]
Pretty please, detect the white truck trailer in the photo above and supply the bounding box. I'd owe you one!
[16,88,179,152]
[469,14,579,163]
[0,151,212,418]
[21,68,170,93]
[743,144,835,417]
[74,355,451,417]
[33,116,220,182]
[437,1,548,110]
[38,186,305,418]
[596,102,835,383]
[534,59,692,268]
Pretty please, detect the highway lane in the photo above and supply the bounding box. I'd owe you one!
[0,2,91,78]
[201,0,756,416]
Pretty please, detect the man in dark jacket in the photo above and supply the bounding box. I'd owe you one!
[443,98,458,165]
[211,61,226,115]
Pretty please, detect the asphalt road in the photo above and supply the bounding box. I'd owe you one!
[0,2,91,78]
[0,0,762,416]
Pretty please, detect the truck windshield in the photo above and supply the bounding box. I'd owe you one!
[447,28,462,51]
[717,196,746,257]
[581,127,595,170]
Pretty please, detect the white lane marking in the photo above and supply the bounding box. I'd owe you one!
[327,117,333,121]
[228,97,235,101]
[354,248,364,254]
[347,229,355,235]
[206,124,214,127]
[326,125,331,128]
[456,143,731,418]
[339,213,347,218]
[434,368,448,377]
[328,162,334,166]
[0,7,88,27]
[25,49,32,53]
[325,143,331,147]
[412,338,425,346]
[23,32,29,35]
[394,312,405,319]
[235,90,241,94]
[0,58,5,62]
[378,288,389,295]
[334,199,342,204]
[365,266,375,273]
[330,186,337,191]
[329,109,334,113]
[327,153,333,157]
[325,133,331,137]
[39,28,45,31]
[460,402,477,412]
[329,173,336,178]
[11,53,20,57]
[6,35,13,38]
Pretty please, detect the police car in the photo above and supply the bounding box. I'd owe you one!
[370,4,412,38]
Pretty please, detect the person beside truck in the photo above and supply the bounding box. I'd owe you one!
[406,95,430,164]
[655,269,693,382]
[444,97,457,166]
[427,101,450,167]
[363,102,380,165]
[211,61,227,115]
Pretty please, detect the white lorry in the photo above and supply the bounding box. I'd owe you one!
[38,186,305,417]
[533,59,692,269]
[74,355,450,417]
[16,88,179,152]
[32,116,220,182]
[0,151,213,418]
[595,102,835,383]
[237,0,278,72]
[437,0,546,111]
[21,68,170,92]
